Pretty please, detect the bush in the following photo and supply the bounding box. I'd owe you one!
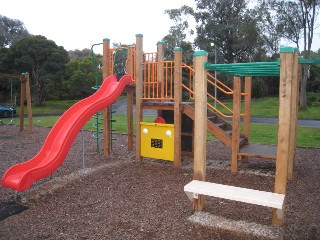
[307,92,320,106]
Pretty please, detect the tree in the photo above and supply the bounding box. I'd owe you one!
[63,56,101,99]
[0,15,29,48]
[265,0,320,108]
[3,35,69,105]
[68,48,91,60]
[164,6,195,64]
[193,0,261,63]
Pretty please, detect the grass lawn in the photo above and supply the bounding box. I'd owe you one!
[8,96,319,148]
[8,114,318,148]
[216,96,320,119]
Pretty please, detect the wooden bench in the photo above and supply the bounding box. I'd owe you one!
[184,180,285,209]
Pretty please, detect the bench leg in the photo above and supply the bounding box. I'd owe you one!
[272,208,285,226]
[193,195,205,211]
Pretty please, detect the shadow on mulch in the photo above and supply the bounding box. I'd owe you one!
[0,201,28,221]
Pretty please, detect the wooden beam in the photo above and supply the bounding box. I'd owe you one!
[19,75,26,133]
[157,42,165,100]
[135,34,144,160]
[0,73,20,79]
[272,46,298,225]
[231,76,241,173]
[287,51,299,180]
[25,74,33,133]
[193,50,208,211]
[243,76,252,140]
[103,38,111,156]
[174,47,182,166]
[126,47,134,151]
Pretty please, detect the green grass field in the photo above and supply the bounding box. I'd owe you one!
[8,96,320,148]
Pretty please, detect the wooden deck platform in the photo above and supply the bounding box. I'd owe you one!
[239,144,277,160]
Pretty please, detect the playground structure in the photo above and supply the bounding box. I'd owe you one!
[3,33,318,227]
[100,35,304,226]
[0,73,33,132]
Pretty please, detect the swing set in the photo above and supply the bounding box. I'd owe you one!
[0,72,32,132]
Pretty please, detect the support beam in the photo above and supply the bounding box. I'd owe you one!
[288,51,299,180]
[193,50,208,211]
[102,38,111,156]
[157,41,165,100]
[272,46,298,225]
[174,47,182,166]
[135,34,144,160]
[126,46,134,151]
[243,76,252,140]
[231,77,241,173]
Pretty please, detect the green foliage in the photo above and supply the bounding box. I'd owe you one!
[306,92,320,107]
[2,35,69,105]
[0,15,29,48]
[193,0,261,63]
[64,56,101,99]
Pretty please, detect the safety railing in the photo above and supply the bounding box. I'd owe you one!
[142,52,174,100]
[181,62,241,119]
[140,57,247,119]
[109,45,136,83]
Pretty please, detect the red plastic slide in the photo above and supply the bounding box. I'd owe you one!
[2,75,132,192]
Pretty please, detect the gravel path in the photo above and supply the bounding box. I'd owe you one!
[0,125,319,239]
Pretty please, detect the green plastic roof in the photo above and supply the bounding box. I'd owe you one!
[204,61,280,77]
[204,58,320,77]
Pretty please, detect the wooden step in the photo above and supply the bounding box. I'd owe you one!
[184,180,285,209]
[239,144,277,160]
[215,122,226,128]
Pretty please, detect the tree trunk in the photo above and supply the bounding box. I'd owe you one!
[299,65,308,108]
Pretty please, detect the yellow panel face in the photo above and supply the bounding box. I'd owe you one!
[140,122,174,161]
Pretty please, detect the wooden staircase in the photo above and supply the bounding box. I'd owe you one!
[183,103,248,148]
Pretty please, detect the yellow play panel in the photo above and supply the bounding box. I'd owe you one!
[140,122,174,161]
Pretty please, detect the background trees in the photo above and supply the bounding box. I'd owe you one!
[0,3,319,107]
[0,15,29,48]
[2,35,69,105]
[164,0,319,103]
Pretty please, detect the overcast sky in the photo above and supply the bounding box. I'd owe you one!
[1,0,196,53]
[1,0,319,55]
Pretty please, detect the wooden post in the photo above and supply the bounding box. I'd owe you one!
[231,76,241,173]
[287,50,299,180]
[272,46,298,225]
[102,38,111,156]
[174,47,182,166]
[157,41,165,100]
[135,34,143,160]
[19,74,26,132]
[193,50,208,211]
[243,76,252,140]
[127,46,134,151]
[25,73,33,133]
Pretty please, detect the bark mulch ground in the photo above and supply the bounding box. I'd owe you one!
[0,125,319,240]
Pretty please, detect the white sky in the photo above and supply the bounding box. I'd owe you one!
[0,0,196,53]
[1,0,319,54]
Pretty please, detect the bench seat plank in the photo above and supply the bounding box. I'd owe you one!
[184,180,285,209]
